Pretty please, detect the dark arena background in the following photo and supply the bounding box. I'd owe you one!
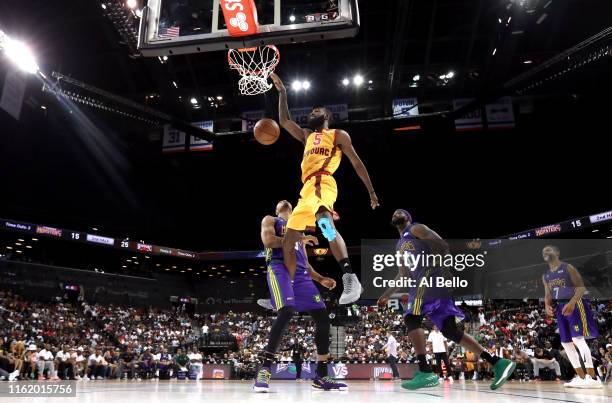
[0,1,611,402]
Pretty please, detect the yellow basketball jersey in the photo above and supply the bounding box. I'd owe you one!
[301,129,342,183]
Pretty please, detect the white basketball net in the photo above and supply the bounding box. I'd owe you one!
[227,45,280,96]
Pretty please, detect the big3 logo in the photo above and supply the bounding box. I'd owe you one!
[222,0,259,36]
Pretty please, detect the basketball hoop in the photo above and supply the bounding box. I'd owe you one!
[227,45,280,96]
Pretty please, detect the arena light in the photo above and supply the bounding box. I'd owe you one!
[1,34,39,74]
[289,15,296,22]
[126,0,138,9]
[291,80,302,91]
[190,97,198,104]
[446,71,455,79]
[353,74,364,86]
[342,78,350,86]
[216,95,223,100]
[412,74,420,81]
[302,80,311,90]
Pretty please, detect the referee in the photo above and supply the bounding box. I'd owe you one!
[427,325,450,380]
[383,330,400,380]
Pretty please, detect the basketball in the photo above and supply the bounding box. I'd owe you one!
[254,118,280,145]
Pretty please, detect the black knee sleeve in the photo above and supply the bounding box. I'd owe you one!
[264,306,295,353]
[310,309,330,356]
[440,316,464,343]
[404,314,423,332]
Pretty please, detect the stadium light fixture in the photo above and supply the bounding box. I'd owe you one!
[342,78,350,86]
[0,32,39,74]
[126,0,138,9]
[302,80,311,90]
[291,80,302,91]
[413,74,420,81]
[353,74,364,86]
[446,71,455,79]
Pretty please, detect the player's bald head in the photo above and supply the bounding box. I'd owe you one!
[276,200,292,215]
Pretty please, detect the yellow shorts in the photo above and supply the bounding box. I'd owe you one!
[287,174,338,231]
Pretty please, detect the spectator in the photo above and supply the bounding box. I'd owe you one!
[37,344,59,381]
[55,346,75,380]
[532,347,561,381]
[103,349,119,379]
[427,326,450,381]
[118,347,136,380]
[88,349,107,380]
[382,330,400,380]
[188,348,203,380]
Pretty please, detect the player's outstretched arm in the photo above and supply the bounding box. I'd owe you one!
[410,223,449,254]
[261,215,283,248]
[270,73,310,144]
[335,129,379,209]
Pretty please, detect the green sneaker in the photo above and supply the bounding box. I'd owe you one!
[490,358,516,390]
[401,371,439,390]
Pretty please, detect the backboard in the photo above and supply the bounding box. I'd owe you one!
[137,0,359,56]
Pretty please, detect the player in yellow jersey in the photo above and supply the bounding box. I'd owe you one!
[270,73,379,304]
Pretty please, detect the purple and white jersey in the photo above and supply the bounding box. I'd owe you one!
[544,262,575,300]
[265,217,308,269]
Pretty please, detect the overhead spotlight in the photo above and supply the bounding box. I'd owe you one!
[353,74,364,86]
[492,48,497,56]
[216,95,223,100]
[446,71,455,79]
[101,3,107,9]
[412,74,420,81]
[439,74,446,80]
[2,35,39,74]
[342,78,350,86]
[126,0,138,9]
[162,55,168,61]
[291,80,302,91]
[523,60,533,64]
[289,15,296,22]
[368,80,373,84]
[190,97,198,104]
[172,81,178,88]
[302,80,311,90]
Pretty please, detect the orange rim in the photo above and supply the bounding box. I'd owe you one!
[227,45,280,74]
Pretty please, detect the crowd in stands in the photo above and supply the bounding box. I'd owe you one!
[1,288,611,382]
